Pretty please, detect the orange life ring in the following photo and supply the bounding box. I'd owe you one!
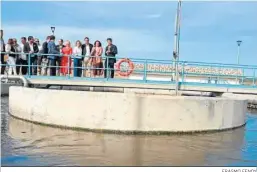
[116,58,134,77]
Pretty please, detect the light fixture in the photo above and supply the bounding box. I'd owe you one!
[237,40,242,46]
[51,26,55,35]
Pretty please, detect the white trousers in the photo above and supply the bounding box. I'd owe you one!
[7,56,17,75]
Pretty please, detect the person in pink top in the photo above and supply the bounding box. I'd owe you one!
[90,40,103,77]
[60,40,72,76]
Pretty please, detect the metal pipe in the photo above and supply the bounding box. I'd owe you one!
[180,91,213,97]
[237,45,240,65]
[0,75,29,87]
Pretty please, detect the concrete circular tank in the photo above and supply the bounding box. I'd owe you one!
[9,86,248,133]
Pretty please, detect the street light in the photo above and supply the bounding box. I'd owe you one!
[236,40,242,65]
[173,0,182,95]
[51,26,55,35]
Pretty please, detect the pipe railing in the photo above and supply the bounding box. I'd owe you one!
[0,75,29,87]
[0,52,256,87]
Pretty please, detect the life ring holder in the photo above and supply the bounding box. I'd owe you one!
[116,58,135,77]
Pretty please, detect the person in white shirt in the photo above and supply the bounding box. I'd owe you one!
[81,37,93,77]
[5,38,17,75]
[73,40,82,77]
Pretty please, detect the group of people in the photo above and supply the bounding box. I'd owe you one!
[0,29,118,78]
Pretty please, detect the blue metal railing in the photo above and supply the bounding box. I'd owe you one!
[0,52,257,88]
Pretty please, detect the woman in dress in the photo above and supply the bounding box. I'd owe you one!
[5,38,17,75]
[90,40,103,77]
[73,40,82,77]
[60,40,72,76]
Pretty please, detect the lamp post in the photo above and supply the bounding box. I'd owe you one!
[51,26,55,35]
[236,40,242,65]
[173,0,182,62]
[173,0,182,95]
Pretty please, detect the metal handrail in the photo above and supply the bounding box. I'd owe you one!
[2,52,257,68]
[0,75,29,87]
[1,52,256,88]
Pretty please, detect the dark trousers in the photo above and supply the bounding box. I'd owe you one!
[1,53,6,74]
[77,59,83,77]
[73,58,79,77]
[16,58,28,75]
[56,56,61,71]
[49,59,57,76]
[37,56,43,73]
[28,56,37,75]
[104,57,116,78]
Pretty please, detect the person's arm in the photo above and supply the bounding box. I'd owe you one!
[47,43,51,54]
[105,46,108,56]
[72,47,76,55]
[23,44,29,53]
[34,43,39,53]
[112,45,118,55]
[69,48,73,57]
[5,44,11,53]
[53,43,59,54]
[81,44,85,56]
[90,47,95,57]
[98,47,103,56]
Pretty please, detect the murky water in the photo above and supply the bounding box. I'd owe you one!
[1,97,257,166]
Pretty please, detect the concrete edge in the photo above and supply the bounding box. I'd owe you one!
[9,113,246,136]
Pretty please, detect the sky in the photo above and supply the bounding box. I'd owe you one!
[1,1,257,65]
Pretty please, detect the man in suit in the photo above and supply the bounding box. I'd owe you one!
[23,36,39,75]
[0,29,6,74]
[47,35,59,76]
[104,38,118,78]
[81,37,93,77]
[17,37,28,75]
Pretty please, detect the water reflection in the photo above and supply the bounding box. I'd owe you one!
[6,114,247,166]
[1,97,257,166]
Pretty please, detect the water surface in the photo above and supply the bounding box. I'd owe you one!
[1,97,257,166]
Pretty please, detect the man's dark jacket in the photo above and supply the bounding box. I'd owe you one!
[23,42,39,59]
[81,43,93,58]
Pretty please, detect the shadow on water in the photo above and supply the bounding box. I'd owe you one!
[1,97,257,166]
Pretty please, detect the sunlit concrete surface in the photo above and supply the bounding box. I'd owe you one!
[9,86,247,133]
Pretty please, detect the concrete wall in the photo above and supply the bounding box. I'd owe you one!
[9,86,247,133]
[1,83,21,96]
[222,93,257,105]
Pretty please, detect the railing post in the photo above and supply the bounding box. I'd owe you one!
[106,56,109,80]
[236,65,239,84]
[82,56,84,77]
[241,69,244,85]
[175,60,179,96]
[253,69,255,86]
[217,66,220,84]
[181,62,185,83]
[68,55,70,79]
[143,60,147,82]
[28,53,31,78]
